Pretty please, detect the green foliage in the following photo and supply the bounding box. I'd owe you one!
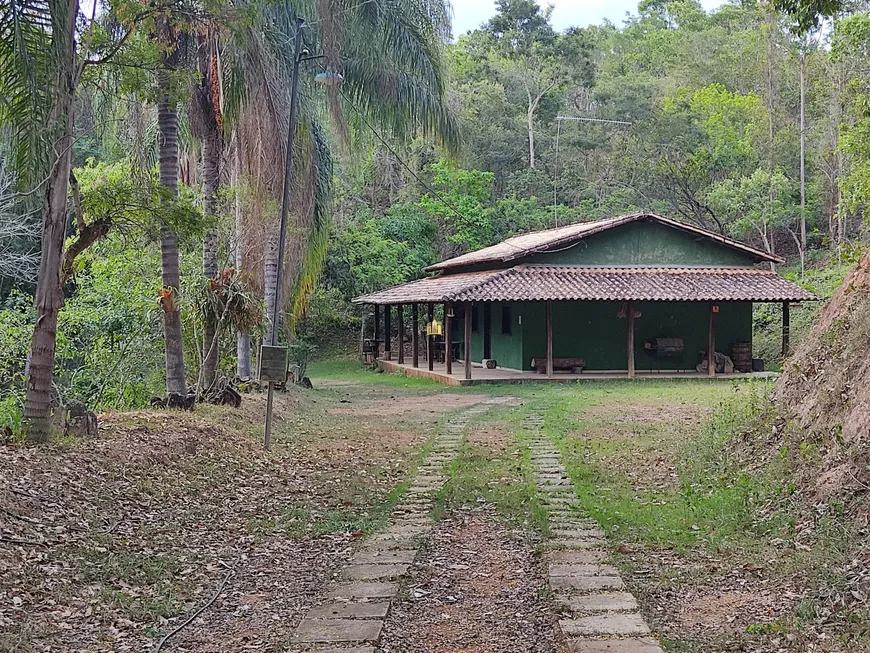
[0,291,32,433]
[288,339,317,379]
[56,245,165,408]
[74,159,207,245]
[417,160,496,252]
[709,169,801,245]
[325,210,429,301]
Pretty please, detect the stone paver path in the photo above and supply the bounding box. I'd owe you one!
[523,414,664,653]
[291,398,512,652]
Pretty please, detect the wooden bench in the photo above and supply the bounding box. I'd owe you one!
[530,357,586,374]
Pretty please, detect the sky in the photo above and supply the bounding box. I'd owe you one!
[450,0,724,39]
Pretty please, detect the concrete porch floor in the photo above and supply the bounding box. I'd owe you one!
[377,359,778,386]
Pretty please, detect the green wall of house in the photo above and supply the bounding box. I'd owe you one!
[453,300,752,372]
[443,219,759,373]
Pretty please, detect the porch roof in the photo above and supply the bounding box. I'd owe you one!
[353,265,818,305]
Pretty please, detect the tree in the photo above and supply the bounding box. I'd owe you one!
[191,29,224,392]
[223,0,459,351]
[0,162,39,285]
[708,168,801,262]
[482,2,594,168]
[153,12,188,397]
[3,0,81,441]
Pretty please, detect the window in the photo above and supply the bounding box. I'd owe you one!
[501,305,512,335]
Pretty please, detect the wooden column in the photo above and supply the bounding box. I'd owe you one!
[627,301,635,378]
[412,304,419,368]
[465,302,473,381]
[445,303,453,375]
[782,302,791,360]
[708,303,716,377]
[397,304,405,364]
[546,301,554,378]
[427,303,434,371]
[373,304,381,359]
[384,304,391,360]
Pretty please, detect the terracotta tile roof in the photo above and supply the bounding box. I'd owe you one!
[354,270,504,305]
[354,265,817,304]
[424,212,784,272]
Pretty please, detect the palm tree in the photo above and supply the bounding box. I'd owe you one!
[2,0,80,442]
[223,0,459,354]
[191,28,224,391]
[154,13,188,397]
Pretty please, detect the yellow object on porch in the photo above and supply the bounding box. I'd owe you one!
[426,319,443,336]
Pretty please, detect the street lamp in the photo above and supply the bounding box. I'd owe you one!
[262,17,343,450]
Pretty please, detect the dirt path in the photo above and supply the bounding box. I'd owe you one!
[379,511,566,653]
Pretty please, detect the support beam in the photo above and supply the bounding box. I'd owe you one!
[445,303,453,375]
[627,300,635,379]
[412,304,419,368]
[782,302,791,360]
[708,303,716,377]
[397,304,404,365]
[373,304,380,359]
[384,304,391,360]
[465,302,473,381]
[427,303,434,372]
[546,301,554,378]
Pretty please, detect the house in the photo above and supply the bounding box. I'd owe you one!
[353,212,816,383]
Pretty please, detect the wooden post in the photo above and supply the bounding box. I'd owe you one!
[384,304,391,361]
[782,302,790,360]
[627,300,635,378]
[373,304,380,359]
[708,303,716,377]
[397,304,404,365]
[546,301,554,378]
[427,303,434,371]
[445,303,453,375]
[412,304,419,368]
[465,302,473,380]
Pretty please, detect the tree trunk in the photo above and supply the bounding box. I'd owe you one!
[233,135,252,378]
[527,105,536,169]
[157,69,187,395]
[201,129,221,391]
[23,0,79,443]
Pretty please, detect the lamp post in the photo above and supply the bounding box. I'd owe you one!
[262,17,341,450]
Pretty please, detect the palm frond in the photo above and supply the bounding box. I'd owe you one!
[288,118,332,335]
[0,0,52,189]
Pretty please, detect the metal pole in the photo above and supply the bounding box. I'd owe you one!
[800,50,807,254]
[264,16,305,451]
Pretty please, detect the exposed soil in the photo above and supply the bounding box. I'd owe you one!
[379,511,566,653]
[327,392,489,418]
[466,422,514,452]
[774,249,870,515]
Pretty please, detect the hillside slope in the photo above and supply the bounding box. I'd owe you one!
[774,249,870,511]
